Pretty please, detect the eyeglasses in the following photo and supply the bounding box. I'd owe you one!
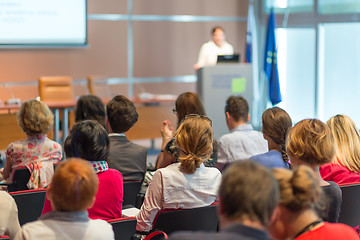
[184,113,212,126]
[173,108,177,114]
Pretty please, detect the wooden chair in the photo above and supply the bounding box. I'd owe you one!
[38,76,74,101]
[38,76,75,142]
[338,184,360,227]
[87,76,112,99]
[10,189,47,225]
[107,217,137,240]
[152,203,219,235]
[123,180,142,208]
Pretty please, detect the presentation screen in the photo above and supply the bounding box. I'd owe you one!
[0,0,87,47]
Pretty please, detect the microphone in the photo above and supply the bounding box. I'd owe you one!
[3,83,21,105]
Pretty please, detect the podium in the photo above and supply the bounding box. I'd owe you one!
[197,64,254,139]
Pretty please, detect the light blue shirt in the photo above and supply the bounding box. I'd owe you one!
[217,124,268,164]
[250,150,289,169]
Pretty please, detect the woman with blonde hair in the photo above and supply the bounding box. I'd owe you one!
[157,92,210,169]
[1,99,62,189]
[286,119,341,223]
[250,107,292,169]
[269,166,358,240]
[320,114,360,185]
[136,114,221,232]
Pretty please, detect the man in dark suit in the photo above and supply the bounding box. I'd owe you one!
[106,95,147,181]
[169,160,280,240]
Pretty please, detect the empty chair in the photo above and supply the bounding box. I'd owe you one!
[123,180,142,208]
[3,167,31,192]
[38,76,75,143]
[10,189,47,225]
[339,184,360,227]
[107,217,137,240]
[38,76,74,101]
[152,204,219,235]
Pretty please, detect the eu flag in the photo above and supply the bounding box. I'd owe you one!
[264,9,281,105]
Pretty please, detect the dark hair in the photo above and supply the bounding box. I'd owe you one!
[220,160,279,226]
[225,96,249,122]
[175,92,206,127]
[106,95,138,133]
[262,107,292,165]
[211,26,224,35]
[75,95,106,127]
[64,120,109,162]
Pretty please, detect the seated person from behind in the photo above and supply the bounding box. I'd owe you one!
[215,96,268,172]
[194,26,234,70]
[42,120,123,220]
[136,115,221,232]
[106,95,147,181]
[269,165,358,240]
[15,158,114,240]
[286,119,342,223]
[0,191,20,239]
[1,99,62,189]
[250,107,292,169]
[169,160,280,240]
[320,114,360,185]
[75,95,106,128]
[157,92,217,169]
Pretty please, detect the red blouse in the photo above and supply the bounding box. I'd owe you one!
[296,222,358,240]
[42,168,123,220]
[320,162,360,186]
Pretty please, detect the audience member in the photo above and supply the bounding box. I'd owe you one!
[157,92,216,169]
[286,119,341,223]
[0,191,20,239]
[106,95,147,181]
[250,107,292,169]
[42,120,123,220]
[194,26,234,70]
[169,160,279,240]
[136,115,221,232]
[320,114,360,185]
[269,166,358,240]
[1,99,62,189]
[75,95,106,127]
[15,158,114,240]
[215,96,268,172]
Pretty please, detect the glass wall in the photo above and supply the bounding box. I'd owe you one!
[320,23,360,124]
[276,28,316,123]
[264,0,360,126]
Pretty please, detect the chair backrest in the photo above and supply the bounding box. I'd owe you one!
[38,76,74,101]
[339,184,360,227]
[10,189,47,226]
[123,180,142,207]
[152,203,219,235]
[144,231,168,240]
[87,76,112,98]
[7,167,31,192]
[107,217,137,240]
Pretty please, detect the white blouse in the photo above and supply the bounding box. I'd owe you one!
[136,162,221,232]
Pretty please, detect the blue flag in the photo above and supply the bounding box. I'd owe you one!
[264,9,281,105]
[245,3,254,63]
